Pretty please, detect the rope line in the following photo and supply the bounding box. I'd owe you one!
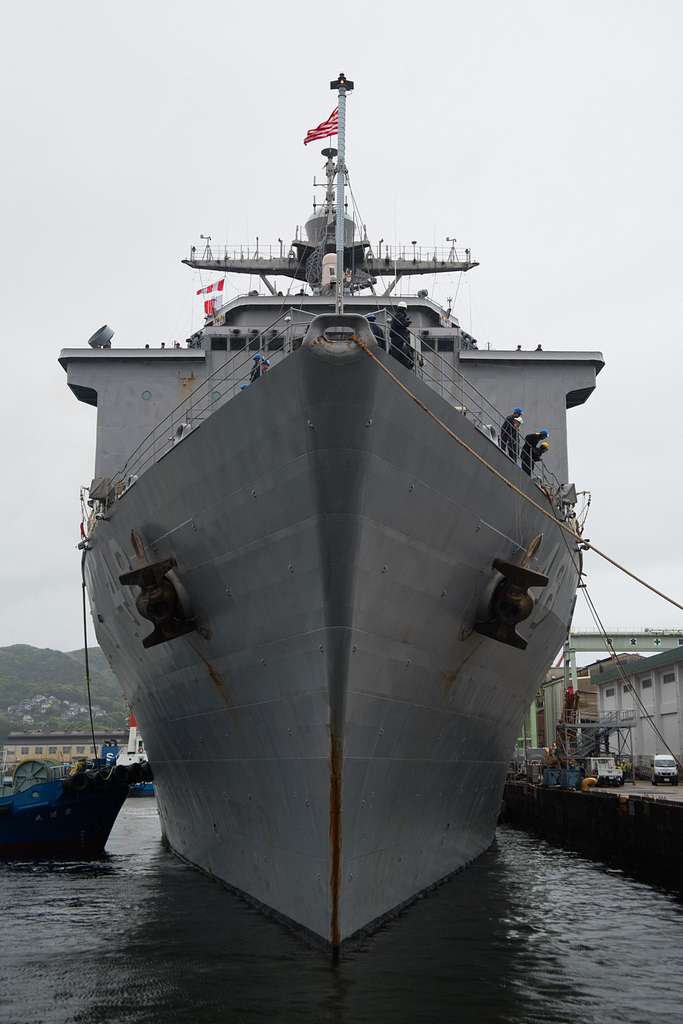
[80,548,99,760]
[544,487,682,768]
[580,586,681,768]
[351,335,683,613]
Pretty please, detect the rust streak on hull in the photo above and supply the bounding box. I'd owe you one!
[188,641,231,706]
[329,730,342,952]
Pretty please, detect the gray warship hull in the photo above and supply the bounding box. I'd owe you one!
[84,344,578,946]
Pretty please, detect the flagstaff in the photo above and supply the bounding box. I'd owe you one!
[330,73,353,314]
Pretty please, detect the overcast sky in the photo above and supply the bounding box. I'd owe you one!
[0,0,681,653]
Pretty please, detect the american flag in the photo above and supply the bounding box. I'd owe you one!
[304,107,338,146]
[196,278,225,316]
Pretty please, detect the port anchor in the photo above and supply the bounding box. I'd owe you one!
[474,558,548,650]
[119,557,195,649]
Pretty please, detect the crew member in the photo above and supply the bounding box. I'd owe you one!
[249,352,264,383]
[389,301,414,369]
[500,408,523,460]
[366,313,386,350]
[521,431,550,476]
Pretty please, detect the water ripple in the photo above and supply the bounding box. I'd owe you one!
[1,801,682,1023]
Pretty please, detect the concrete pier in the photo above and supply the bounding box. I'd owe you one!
[501,781,683,890]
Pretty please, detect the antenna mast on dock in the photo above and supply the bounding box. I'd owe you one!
[331,72,353,314]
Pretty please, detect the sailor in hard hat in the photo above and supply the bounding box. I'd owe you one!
[389,301,414,369]
[521,429,550,476]
[500,407,524,461]
[249,351,264,384]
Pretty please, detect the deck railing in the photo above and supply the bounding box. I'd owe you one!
[109,311,296,495]
[187,240,474,265]
[102,319,565,512]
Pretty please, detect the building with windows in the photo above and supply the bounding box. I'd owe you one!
[594,649,683,765]
[1,732,126,767]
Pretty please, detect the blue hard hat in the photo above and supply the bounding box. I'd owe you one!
[539,429,549,438]
[513,407,523,415]
[253,352,262,360]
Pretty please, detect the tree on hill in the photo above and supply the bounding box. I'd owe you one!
[0,644,128,732]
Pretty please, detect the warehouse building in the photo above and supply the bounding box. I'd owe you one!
[595,648,683,765]
[1,732,126,766]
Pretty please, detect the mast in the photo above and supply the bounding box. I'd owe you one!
[331,72,353,314]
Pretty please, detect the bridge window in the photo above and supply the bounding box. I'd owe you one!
[641,679,652,689]
[210,336,227,351]
[20,746,29,755]
[662,672,676,684]
[229,337,246,351]
[34,746,43,754]
[605,688,615,698]
[437,338,455,353]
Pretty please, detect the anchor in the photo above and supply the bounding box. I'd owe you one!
[119,556,195,649]
[474,536,548,650]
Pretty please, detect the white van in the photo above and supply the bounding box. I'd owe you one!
[652,754,679,785]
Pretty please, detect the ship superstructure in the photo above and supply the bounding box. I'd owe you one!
[60,76,603,949]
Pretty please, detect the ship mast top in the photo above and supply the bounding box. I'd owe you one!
[330,72,353,314]
[182,73,478,295]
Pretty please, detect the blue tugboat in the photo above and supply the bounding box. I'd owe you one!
[0,758,133,859]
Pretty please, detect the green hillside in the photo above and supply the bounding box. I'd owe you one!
[0,644,128,732]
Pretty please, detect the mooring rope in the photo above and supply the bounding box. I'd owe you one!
[80,547,100,760]
[351,335,683,613]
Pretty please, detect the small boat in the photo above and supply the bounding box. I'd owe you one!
[0,758,132,859]
[101,714,155,796]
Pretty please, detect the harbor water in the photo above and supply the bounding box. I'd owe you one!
[2,799,682,1024]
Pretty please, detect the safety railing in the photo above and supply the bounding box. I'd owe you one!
[104,314,565,511]
[416,337,563,498]
[592,710,639,725]
[108,312,296,498]
[365,242,474,264]
[189,242,301,262]
[187,240,475,265]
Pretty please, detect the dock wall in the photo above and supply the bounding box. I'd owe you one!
[501,781,683,890]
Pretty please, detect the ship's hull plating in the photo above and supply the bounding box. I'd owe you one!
[85,346,578,945]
